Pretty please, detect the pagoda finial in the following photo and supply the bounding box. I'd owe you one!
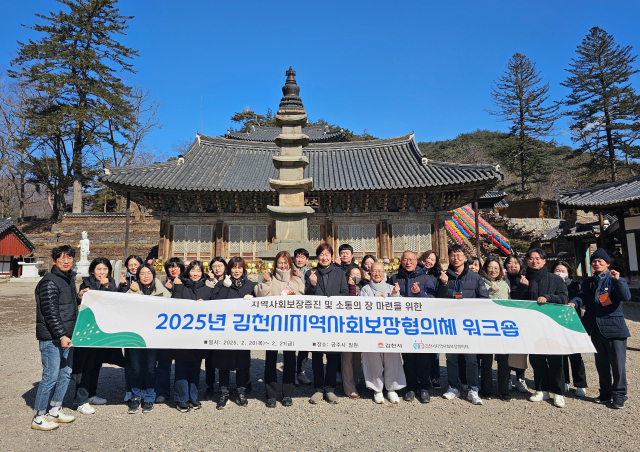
[278,66,304,112]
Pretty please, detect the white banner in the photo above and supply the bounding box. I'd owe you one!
[72,291,596,354]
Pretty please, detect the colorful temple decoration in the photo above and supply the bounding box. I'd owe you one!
[446,205,510,254]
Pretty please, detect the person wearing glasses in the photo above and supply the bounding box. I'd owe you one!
[511,248,568,408]
[437,245,489,405]
[388,251,436,404]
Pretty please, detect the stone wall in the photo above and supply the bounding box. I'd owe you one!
[26,213,160,268]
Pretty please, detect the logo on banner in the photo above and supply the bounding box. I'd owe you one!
[377,342,385,348]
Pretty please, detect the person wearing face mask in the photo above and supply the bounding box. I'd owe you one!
[125,264,172,414]
[292,248,312,386]
[73,257,124,415]
[511,248,568,408]
[171,260,215,413]
[305,243,349,404]
[255,251,304,407]
[389,251,436,404]
[551,261,587,398]
[118,255,144,292]
[342,264,365,399]
[360,262,405,403]
[569,249,631,409]
[479,256,511,400]
[214,257,257,409]
[203,256,226,399]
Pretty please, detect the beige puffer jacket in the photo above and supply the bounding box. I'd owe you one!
[255,268,305,296]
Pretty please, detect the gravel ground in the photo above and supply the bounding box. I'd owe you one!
[1,281,639,451]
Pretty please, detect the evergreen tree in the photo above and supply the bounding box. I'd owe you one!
[10,0,138,214]
[562,26,640,182]
[488,53,560,198]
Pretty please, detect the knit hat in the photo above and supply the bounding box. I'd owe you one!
[591,248,611,264]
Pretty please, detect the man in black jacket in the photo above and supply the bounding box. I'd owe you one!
[511,248,568,408]
[439,245,489,405]
[305,243,349,404]
[31,245,83,431]
[388,251,436,403]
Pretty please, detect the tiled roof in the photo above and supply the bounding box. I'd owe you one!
[0,217,36,252]
[225,125,345,143]
[559,175,640,209]
[102,134,503,193]
[479,191,506,200]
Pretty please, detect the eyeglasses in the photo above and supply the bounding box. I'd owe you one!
[56,256,74,262]
[370,271,385,274]
[527,257,543,262]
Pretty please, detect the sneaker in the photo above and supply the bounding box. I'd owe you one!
[176,401,191,413]
[336,372,343,385]
[236,393,248,407]
[612,398,626,409]
[309,391,324,404]
[500,393,512,402]
[430,378,441,389]
[48,409,75,423]
[348,392,360,399]
[516,379,529,393]
[77,403,95,415]
[297,372,312,385]
[373,392,384,404]
[529,391,550,402]
[142,401,154,413]
[216,395,229,410]
[442,386,460,400]
[404,390,415,402]
[554,394,565,408]
[282,397,293,407]
[266,398,277,408]
[324,392,339,404]
[479,390,492,400]
[124,391,132,402]
[127,398,140,414]
[467,390,483,405]
[87,396,106,405]
[575,387,586,398]
[419,390,431,404]
[594,395,612,404]
[31,415,59,431]
[388,391,400,404]
[155,395,166,404]
[189,399,202,410]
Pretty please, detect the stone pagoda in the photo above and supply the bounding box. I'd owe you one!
[259,67,315,258]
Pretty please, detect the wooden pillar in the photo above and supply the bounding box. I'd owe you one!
[124,191,130,258]
[158,221,167,259]
[618,209,630,277]
[474,188,480,258]
[435,213,449,268]
[598,212,605,248]
[380,220,389,259]
[215,221,224,257]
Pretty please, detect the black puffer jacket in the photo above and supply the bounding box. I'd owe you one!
[35,266,80,341]
[436,264,490,299]
[80,275,118,292]
[214,274,257,370]
[172,277,216,300]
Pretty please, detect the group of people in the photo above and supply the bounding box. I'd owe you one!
[31,241,631,431]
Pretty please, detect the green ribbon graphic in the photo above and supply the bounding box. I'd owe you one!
[491,299,586,333]
[72,306,146,347]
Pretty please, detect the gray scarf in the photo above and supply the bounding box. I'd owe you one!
[369,280,388,297]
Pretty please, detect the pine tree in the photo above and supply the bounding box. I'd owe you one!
[488,53,560,198]
[10,0,138,215]
[562,26,640,182]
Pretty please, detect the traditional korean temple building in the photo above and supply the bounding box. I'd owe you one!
[102,70,503,264]
[0,217,36,276]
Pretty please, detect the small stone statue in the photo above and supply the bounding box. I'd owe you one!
[78,231,90,263]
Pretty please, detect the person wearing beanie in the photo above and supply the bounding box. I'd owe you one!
[569,248,631,409]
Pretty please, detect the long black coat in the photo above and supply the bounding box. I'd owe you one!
[304,263,349,296]
[510,270,568,304]
[212,275,257,371]
[35,266,79,341]
[171,277,215,361]
[73,276,125,374]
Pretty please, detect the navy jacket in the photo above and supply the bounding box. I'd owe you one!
[388,261,435,298]
[570,271,631,339]
[436,265,490,299]
[305,264,349,296]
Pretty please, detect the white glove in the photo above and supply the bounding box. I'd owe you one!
[243,294,254,300]
[223,274,232,287]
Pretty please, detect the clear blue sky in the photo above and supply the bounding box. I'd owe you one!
[2,0,640,155]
